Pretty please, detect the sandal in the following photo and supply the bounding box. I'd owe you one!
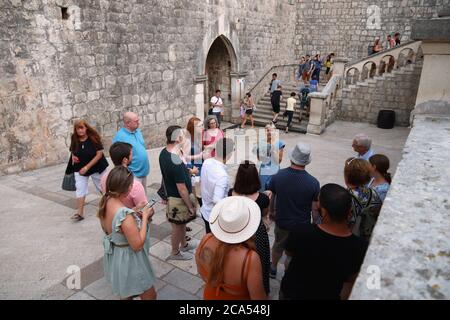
[71,213,84,221]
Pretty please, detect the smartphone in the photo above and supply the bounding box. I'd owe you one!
[144,199,157,209]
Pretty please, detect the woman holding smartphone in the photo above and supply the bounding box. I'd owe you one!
[98,166,156,300]
[70,119,109,221]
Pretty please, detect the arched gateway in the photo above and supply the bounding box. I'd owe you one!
[204,36,236,121]
[194,16,247,123]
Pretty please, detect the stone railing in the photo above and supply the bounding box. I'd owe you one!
[350,110,450,300]
[351,13,450,299]
[248,63,298,108]
[306,58,347,135]
[344,40,422,85]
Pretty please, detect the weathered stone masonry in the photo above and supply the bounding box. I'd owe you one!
[295,0,448,60]
[0,0,297,175]
[0,0,448,175]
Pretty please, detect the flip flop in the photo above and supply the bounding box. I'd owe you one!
[71,214,84,221]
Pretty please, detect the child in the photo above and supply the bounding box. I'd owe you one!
[285,92,297,133]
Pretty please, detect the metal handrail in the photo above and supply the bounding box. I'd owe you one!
[247,63,298,93]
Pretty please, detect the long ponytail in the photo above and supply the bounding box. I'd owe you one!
[97,166,134,219]
[383,172,392,184]
[369,154,391,184]
[98,194,109,219]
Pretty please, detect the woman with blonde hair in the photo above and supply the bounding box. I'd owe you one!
[195,196,267,300]
[344,158,382,240]
[69,119,109,221]
[99,166,156,300]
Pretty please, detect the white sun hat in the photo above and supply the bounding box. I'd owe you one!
[209,196,261,244]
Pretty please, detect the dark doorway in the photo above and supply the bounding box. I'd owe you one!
[205,37,232,121]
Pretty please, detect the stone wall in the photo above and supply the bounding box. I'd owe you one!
[338,61,422,126]
[295,0,449,61]
[0,0,297,175]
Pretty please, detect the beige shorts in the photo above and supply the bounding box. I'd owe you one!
[272,225,290,253]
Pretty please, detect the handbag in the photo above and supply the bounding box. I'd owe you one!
[166,194,198,225]
[157,178,168,201]
[62,154,76,191]
[62,173,76,191]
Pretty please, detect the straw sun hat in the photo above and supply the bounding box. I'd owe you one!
[209,196,261,244]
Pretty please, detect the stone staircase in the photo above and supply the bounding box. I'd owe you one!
[252,82,308,133]
[345,61,422,91]
[340,59,423,126]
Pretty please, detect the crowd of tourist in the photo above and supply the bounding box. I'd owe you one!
[65,110,393,300]
[369,32,401,55]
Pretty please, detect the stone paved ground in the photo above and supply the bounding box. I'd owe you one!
[0,121,410,300]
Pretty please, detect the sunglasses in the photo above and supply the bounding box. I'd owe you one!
[346,157,356,166]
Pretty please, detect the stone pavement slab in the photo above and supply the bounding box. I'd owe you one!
[162,269,204,294]
[0,184,104,300]
[156,284,199,300]
[67,291,96,300]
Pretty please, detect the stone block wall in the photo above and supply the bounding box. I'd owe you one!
[338,61,422,126]
[0,0,297,175]
[295,0,449,61]
[1,0,448,174]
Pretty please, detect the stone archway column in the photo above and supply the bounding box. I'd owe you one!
[194,75,208,121]
[230,71,248,122]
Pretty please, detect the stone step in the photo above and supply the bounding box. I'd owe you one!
[252,111,309,125]
[253,108,308,118]
[259,97,304,105]
[252,117,308,133]
[343,59,421,90]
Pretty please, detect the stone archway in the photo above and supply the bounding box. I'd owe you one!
[194,15,246,123]
[204,36,235,121]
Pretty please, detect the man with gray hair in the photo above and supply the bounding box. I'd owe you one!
[267,142,320,279]
[113,112,150,193]
[352,133,374,161]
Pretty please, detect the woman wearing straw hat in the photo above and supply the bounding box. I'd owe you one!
[195,196,267,300]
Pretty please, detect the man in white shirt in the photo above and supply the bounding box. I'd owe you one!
[209,89,224,127]
[200,137,235,233]
[352,133,374,161]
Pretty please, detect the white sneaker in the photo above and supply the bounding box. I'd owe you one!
[180,240,199,253]
[167,251,193,261]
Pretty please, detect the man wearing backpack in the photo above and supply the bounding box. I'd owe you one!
[298,83,311,122]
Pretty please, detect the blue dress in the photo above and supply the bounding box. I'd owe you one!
[370,182,390,202]
[103,207,154,298]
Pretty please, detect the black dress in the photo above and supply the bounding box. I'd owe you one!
[228,190,271,294]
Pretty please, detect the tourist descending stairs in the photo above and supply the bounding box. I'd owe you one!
[252,82,308,133]
[252,76,327,133]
